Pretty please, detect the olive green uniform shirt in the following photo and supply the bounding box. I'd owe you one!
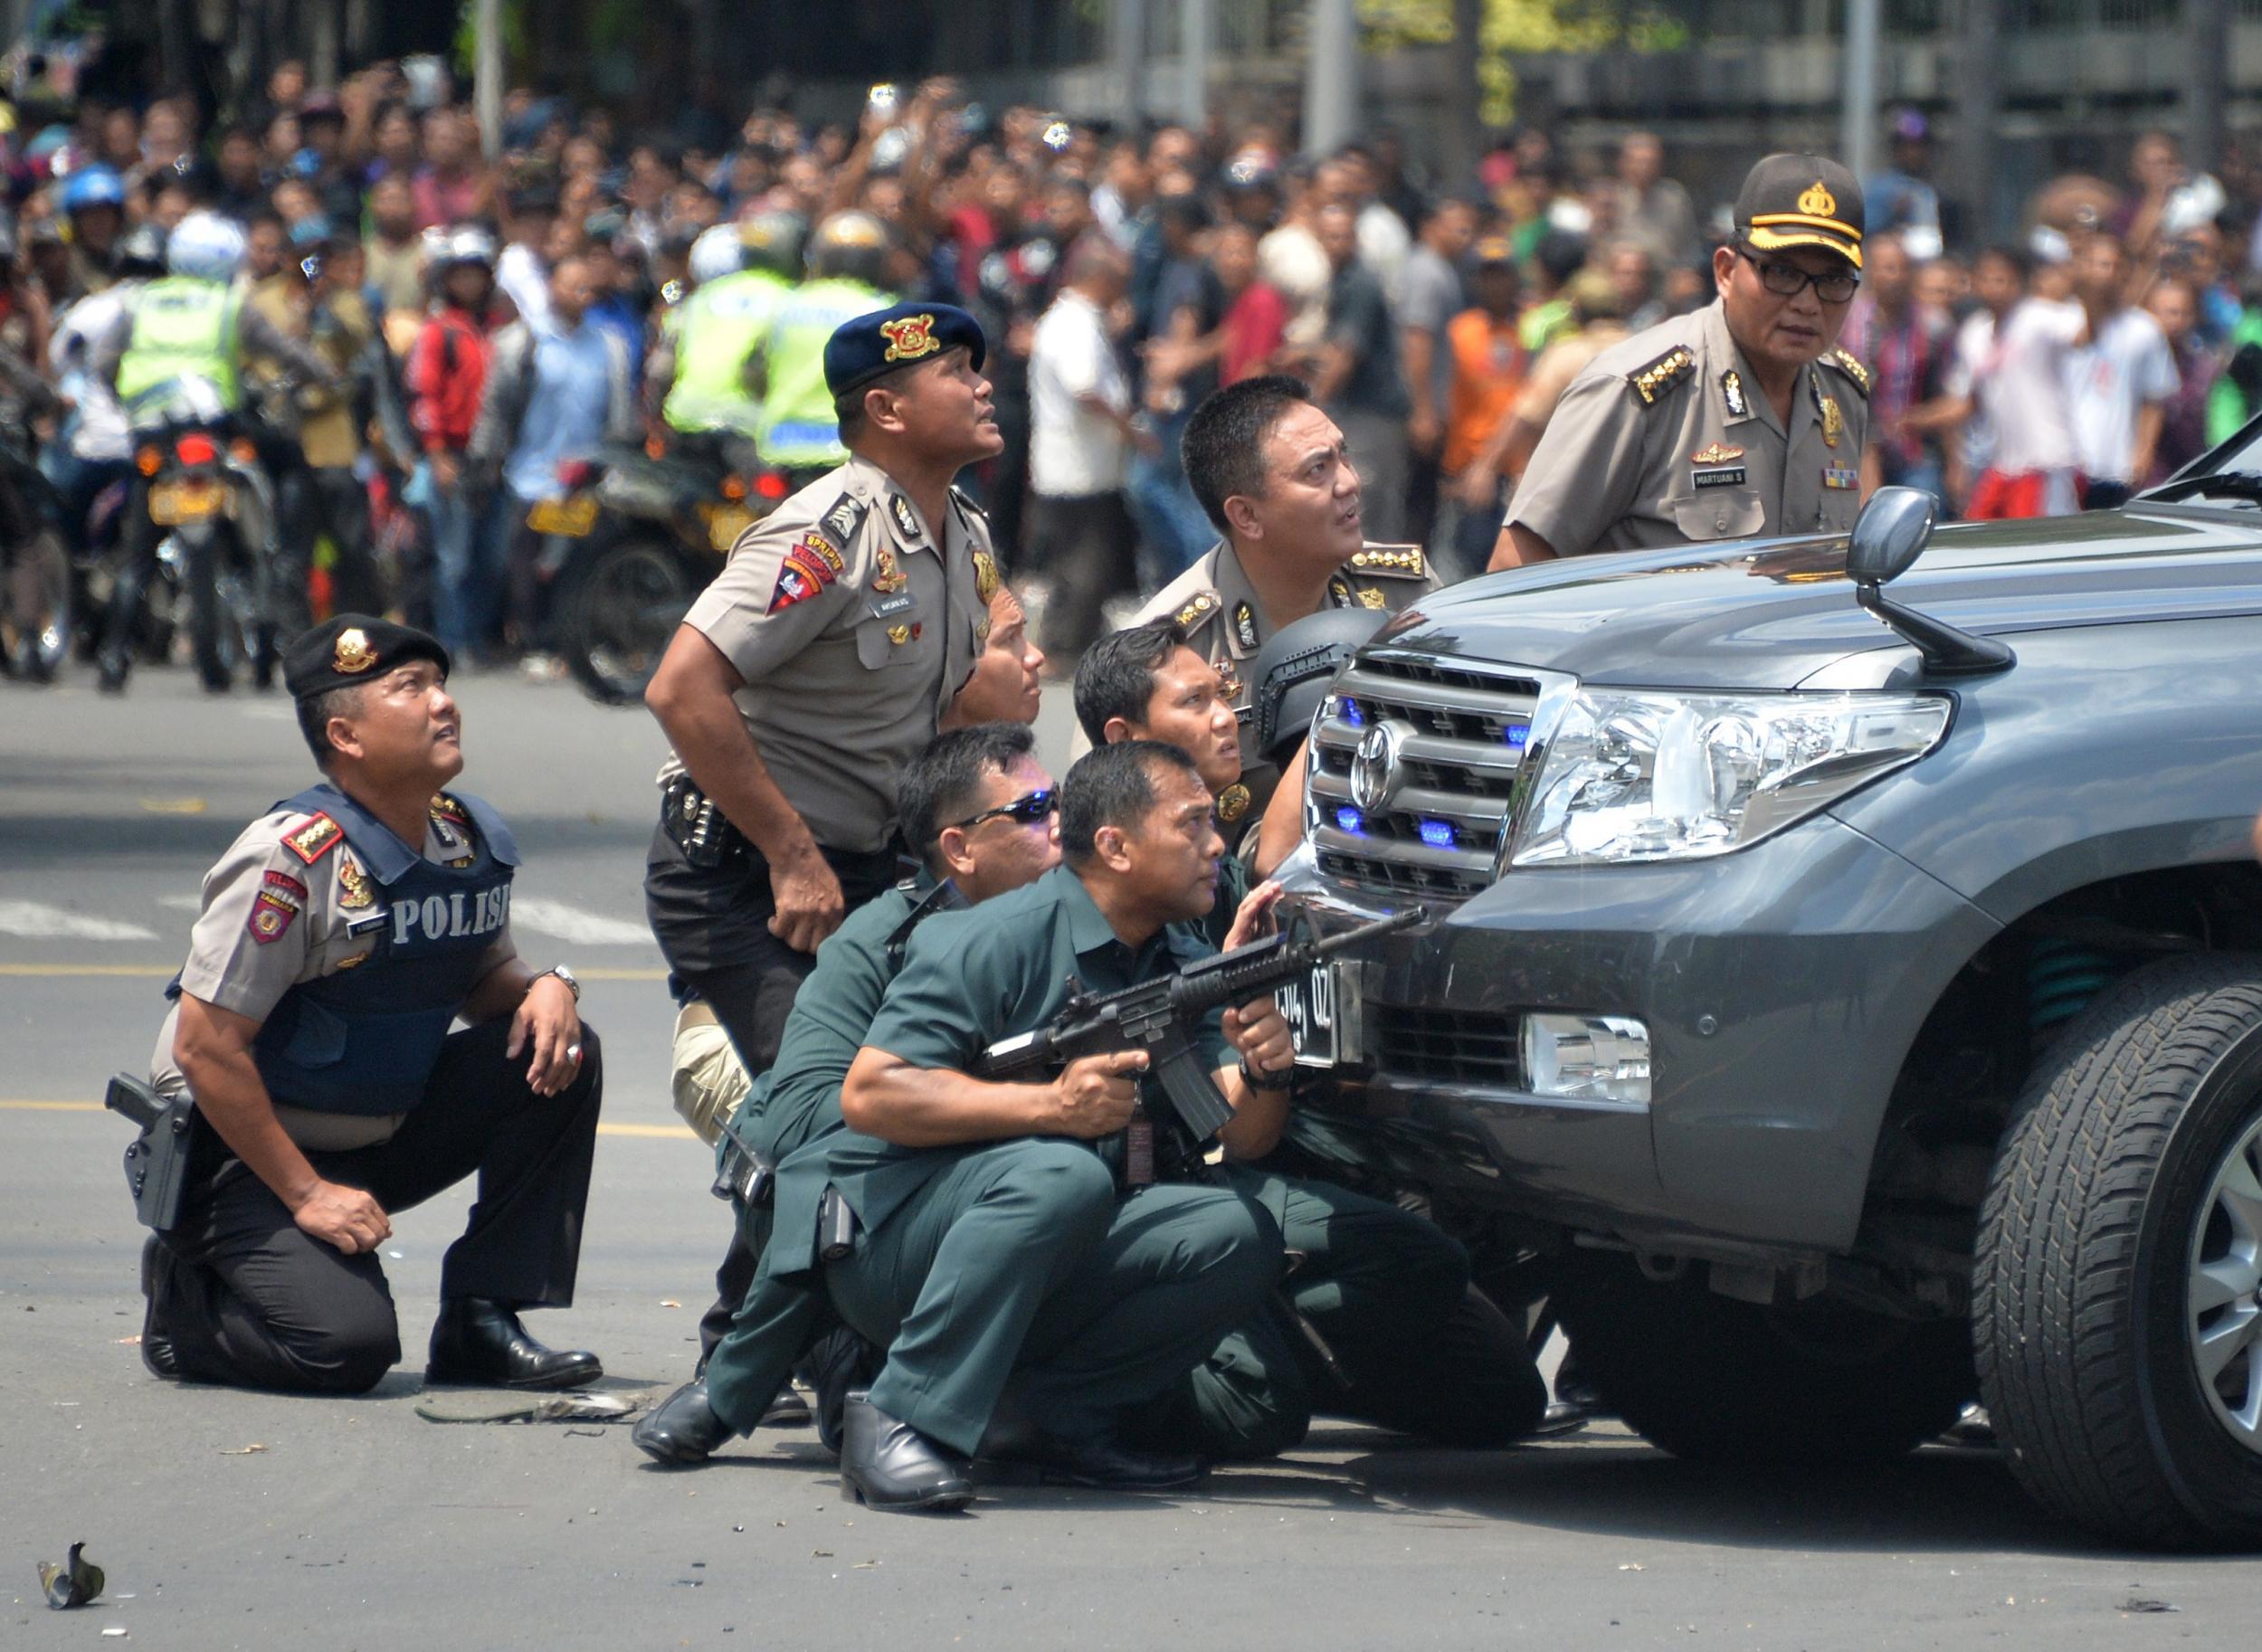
[666,453,991,852]
[1506,298,1872,557]
[1129,539,1440,831]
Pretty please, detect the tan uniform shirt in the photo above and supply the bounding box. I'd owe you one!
[1506,298,1872,557]
[670,453,990,853]
[1130,539,1440,830]
[148,798,518,1151]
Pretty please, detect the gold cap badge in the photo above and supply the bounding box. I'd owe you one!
[333,628,377,674]
[879,313,939,364]
[1798,181,1837,217]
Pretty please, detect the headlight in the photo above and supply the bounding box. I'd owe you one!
[1509,688,1950,867]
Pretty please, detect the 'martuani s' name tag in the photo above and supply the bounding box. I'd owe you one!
[1693,466,1747,489]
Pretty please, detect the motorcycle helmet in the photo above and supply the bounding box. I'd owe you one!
[1250,608,1392,767]
[440,224,499,269]
[689,223,746,286]
[166,211,249,283]
[115,223,167,277]
[739,211,805,280]
[60,163,126,215]
[806,210,889,288]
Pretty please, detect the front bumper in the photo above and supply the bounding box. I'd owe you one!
[1277,812,2001,1258]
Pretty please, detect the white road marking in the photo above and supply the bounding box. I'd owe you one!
[508,897,654,947]
[156,894,203,911]
[0,900,158,941]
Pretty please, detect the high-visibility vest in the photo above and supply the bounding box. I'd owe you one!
[662,269,792,435]
[117,276,242,409]
[756,279,893,467]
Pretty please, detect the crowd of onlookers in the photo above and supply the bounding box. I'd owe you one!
[9,52,2262,676]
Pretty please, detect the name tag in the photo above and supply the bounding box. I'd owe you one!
[1822,466,1860,490]
[1693,466,1746,489]
[868,592,917,620]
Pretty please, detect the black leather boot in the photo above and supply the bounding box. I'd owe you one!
[839,1394,974,1513]
[975,1414,1206,1491]
[424,1298,602,1391]
[139,1236,181,1381]
[632,1379,735,1466]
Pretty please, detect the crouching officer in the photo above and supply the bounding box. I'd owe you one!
[1131,375,1440,850]
[137,616,604,1394]
[644,301,997,1359]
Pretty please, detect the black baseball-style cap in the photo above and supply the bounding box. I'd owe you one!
[284,614,451,701]
[824,301,987,400]
[1733,154,1866,270]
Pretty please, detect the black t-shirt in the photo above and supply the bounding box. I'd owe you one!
[1325,261,1410,418]
[1154,254,1227,407]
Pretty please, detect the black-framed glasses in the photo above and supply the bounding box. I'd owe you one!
[951,789,1057,831]
[1736,246,1859,305]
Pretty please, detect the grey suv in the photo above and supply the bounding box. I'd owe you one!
[1272,474,2262,1550]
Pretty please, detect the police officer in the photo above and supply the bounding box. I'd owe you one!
[1492,154,1872,569]
[650,215,803,468]
[1133,375,1440,844]
[643,300,999,1353]
[755,213,898,486]
[138,616,604,1394]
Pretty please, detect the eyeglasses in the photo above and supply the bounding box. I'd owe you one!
[1736,246,1860,305]
[950,789,1057,831]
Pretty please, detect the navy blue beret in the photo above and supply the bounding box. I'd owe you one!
[824,301,987,399]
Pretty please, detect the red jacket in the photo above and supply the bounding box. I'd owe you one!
[406,306,497,455]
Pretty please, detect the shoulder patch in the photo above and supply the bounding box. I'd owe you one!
[1174,589,1221,630]
[1348,544,1428,580]
[282,812,343,865]
[1825,347,1872,398]
[1627,346,1696,405]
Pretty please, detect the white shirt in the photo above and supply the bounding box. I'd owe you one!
[1028,288,1129,498]
[1945,309,1997,473]
[495,242,551,333]
[51,286,138,460]
[1972,298,2084,475]
[2063,308,2179,485]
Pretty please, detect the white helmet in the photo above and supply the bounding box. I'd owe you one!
[441,224,498,269]
[167,211,248,283]
[689,223,746,286]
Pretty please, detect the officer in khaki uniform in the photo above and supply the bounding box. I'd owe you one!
[1129,375,1441,839]
[1495,154,1872,568]
[644,301,1002,1360]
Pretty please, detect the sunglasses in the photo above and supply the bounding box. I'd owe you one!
[950,788,1057,831]
[1735,246,1859,305]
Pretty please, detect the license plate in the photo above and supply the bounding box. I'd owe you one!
[1276,960,1340,1068]
[148,479,222,525]
[705,504,756,551]
[527,494,599,536]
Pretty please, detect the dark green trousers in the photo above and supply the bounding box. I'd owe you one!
[701,1202,827,1435]
[825,1139,1278,1457]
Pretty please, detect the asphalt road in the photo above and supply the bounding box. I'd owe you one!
[5,660,2257,1650]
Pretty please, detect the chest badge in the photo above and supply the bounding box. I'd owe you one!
[1721,370,1749,421]
[1356,585,1387,610]
[975,615,992,644]
[1820,394,1844,449]
[972,547,1000,603]
[1691,443,1744,466]
[1231,601,1259,651]
[871,543,909,593]
[1216,783,1251,823]
[889,495,924,542]
[1212,656,1243,701]
[1822,465,1860,490]
[337,852,375,911]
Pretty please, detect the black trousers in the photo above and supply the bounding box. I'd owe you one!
[1022,490,1138,660]
[149,1018,603,1395]
[645,823,901,1362]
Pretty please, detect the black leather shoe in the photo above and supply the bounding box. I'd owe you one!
[424,1297,603,1391]
[96,657,128,695]
[762,1387,813,1428]
[839,1394,973,1512]
[632,1379,735,1466]
[139,1236,181,1381]
[974,1418,1205,1492]
[805,1323,883,1455]
[1529,1400,1589,1438]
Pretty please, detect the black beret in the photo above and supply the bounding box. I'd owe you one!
[285,614,451,701]
[824,301,986,400]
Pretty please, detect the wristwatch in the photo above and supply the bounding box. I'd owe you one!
[535,964,581,1002]
[1240,1058,1295,1093]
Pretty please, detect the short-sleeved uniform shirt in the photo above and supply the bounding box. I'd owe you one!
[1130,538,1441,834]
[762,865,1235,1275]
[1506,298,1873,557]
[148,796,517,1151]
[667,452,989,854]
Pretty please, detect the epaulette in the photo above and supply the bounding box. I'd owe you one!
[1823,347,1871,398]
[282,812,344,865]
[949,485,988,522]
[1173,589,1221,630]
[816,491,870,549]
[1348,544,1427,580]
[1627,346,1696,405]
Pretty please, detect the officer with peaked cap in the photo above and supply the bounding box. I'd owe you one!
[1493,153,1874,567]
[137,614,605,1394]
[643,301,998,1362]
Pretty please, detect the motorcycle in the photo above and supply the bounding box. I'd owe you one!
[527,436,787,705]
[0,431,72,682]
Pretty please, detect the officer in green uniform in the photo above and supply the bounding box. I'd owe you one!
[756,212,898,485]
[632,722,1064,1465]
[1071,622,1551,1455]
[774,742,1294,1510]
[651,215,803,464]
[1134,375,1441,846]
[1495,154,1872,568]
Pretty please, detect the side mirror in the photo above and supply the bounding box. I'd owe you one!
[1847,485,1936,588]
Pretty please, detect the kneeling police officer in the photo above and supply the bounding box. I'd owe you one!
[137,616,604,1394]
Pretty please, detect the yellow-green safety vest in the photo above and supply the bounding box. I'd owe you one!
[662,269,792,436]
[756,279,893,468]
[117,276,242,409]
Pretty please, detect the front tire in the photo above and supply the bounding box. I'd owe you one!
[1976,954,2262,1550]
[565,535,699,706]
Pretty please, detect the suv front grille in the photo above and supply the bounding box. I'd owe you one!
[1371,1004,1522,1088]
[1308,654,1541,900]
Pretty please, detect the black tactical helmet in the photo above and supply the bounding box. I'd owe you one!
[807,210,890,288]
[116,223,169,278]
[740,211,807,280]
[1250,607,1390,766]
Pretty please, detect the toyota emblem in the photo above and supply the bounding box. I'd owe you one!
[1349,721,1404,814]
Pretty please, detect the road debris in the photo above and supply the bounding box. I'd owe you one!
[38,1542,105,1609]
[414,1391,649,1424]
[218,1443,268,1456]
[2123,1599,2181,1614]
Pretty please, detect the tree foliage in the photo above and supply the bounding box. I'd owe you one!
[1358,0,1687,123]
